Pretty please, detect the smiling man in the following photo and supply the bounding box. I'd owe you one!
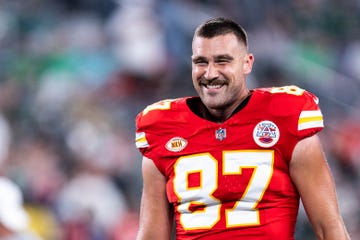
[135,17,350,240]
[191,26,253,122]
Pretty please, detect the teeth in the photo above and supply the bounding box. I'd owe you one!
[206,84,223,89]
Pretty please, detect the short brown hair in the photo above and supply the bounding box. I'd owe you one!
[194,17,248,48]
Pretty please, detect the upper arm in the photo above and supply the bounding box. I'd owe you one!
[290,135,349,239]
[136,156,173,240]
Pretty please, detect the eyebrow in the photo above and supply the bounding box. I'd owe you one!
[214,54,234,61]
[192,56,207,63]
[192,54,234,62]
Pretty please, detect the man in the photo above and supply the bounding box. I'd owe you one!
[135,17,350,239]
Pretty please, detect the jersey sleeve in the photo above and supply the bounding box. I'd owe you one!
[296,89,324,139]
[263,85,324,140]
[135,100,171,158]
[135,112,157,158]
[135,122,149,154]
[135,98,181,174]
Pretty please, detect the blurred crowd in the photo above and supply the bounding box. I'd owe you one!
[0,0,359,239]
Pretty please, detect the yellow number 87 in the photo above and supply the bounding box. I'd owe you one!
[173,150,274,230]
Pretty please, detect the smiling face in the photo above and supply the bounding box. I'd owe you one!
[192,33,254,117]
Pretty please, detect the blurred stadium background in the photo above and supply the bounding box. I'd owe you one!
[0,0,359,239]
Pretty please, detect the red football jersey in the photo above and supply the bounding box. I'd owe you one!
[135,86,324,239]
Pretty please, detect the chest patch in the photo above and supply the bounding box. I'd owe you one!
[165,137,188,152]
[253,120,280,148]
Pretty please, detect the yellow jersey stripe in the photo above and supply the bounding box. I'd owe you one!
[298,116,323,125]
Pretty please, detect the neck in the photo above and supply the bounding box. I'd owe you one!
[200,90,251,123]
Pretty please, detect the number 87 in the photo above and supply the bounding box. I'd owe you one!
[173,150,274,230]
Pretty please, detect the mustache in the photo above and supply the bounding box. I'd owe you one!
[199,77,228,85]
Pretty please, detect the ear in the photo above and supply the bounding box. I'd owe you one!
[243,53,254,74]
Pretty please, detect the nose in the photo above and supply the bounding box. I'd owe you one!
[204,63,219,79]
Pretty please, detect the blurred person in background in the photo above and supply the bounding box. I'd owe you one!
[0,177,42,240]
[135,17,350,239]
[0,82,43,239]
[56,102,130,240]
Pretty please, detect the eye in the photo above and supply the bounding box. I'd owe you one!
[216,59,231,65]
[215,55,233,65]
[218,59,229,64]
[193,59,208,66]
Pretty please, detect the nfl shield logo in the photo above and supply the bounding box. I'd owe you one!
[215,128,226,141]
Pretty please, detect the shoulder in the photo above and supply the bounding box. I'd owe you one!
[253,85,323,138]
[136,97,190,129]
[254,85,318,104]
[253,85,321,116]
[135,97,192,154]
